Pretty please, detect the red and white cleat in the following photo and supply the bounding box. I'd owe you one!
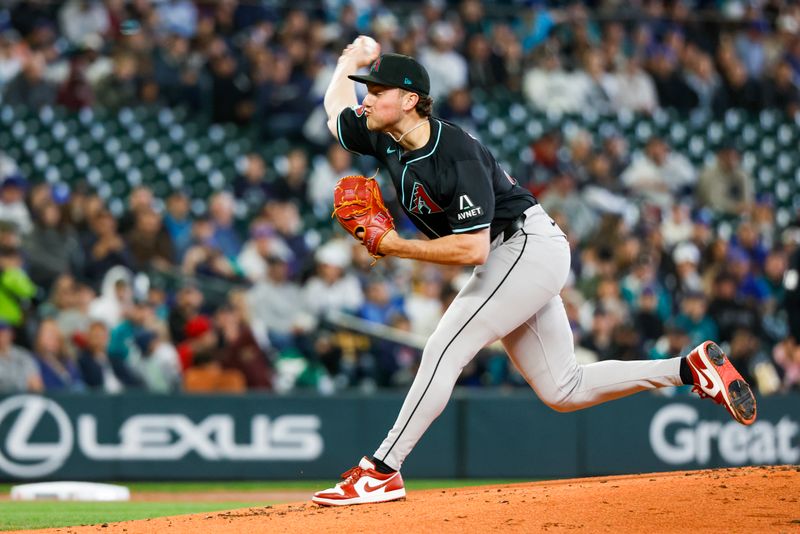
[312,457,406,506]
[686,340,757,426]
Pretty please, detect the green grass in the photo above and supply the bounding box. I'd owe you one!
[0,501,263,531]
[0,480,528,531]
[0,479,524,494]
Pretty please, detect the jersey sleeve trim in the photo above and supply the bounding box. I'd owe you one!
[452,223,491,233]
[337,109,363,155]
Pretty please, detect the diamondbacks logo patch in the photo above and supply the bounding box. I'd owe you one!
[371,57,382,72]
[409,182,443,215]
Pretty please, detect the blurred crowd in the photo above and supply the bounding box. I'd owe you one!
[0,0,799,397]
[1,0,799,132]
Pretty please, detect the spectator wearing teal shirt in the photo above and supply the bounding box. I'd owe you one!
[620,255,672,321]
[649,321,692,361]
[757,249,788,315]
[108,299,153,361]
[674,291,719,348]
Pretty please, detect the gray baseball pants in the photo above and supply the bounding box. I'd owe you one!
[374,204,683,470]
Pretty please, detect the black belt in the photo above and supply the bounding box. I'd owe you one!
[493,213,527,242]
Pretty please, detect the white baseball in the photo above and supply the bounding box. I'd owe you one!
[357,36,379,55]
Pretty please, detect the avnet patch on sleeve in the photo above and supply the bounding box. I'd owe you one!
[455,194,483,221]
[447,159,495,233]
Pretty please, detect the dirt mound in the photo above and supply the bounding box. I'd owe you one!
[18,466,800,533]
[130,491,313,503]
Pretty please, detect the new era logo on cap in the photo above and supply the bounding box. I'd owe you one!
[348,53,430,96]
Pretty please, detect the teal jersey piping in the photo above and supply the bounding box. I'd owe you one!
[337,109,363,155]
[452,222,491,233]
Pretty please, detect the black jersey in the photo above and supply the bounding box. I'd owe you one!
[336,106,536,240]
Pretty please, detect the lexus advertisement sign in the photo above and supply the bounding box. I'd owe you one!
[0,393,796,481]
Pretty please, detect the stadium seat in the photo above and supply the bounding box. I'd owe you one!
[758,110,779,133]
[525,120,544,139]
[508,103,528,126]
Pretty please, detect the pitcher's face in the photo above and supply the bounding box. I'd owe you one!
[361,85,405,131]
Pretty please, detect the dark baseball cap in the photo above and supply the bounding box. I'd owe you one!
[348,53,430,96]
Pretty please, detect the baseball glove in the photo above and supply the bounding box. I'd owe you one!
[332,174,395,258]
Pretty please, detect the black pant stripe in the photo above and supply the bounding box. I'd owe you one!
[382,232,529,461]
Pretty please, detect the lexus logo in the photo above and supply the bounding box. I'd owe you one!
[0,395,73,477]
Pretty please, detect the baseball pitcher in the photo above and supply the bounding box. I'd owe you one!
[312,36,757,506]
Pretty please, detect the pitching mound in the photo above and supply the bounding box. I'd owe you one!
[20,466,800,533]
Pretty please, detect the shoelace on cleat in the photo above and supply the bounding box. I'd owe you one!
[337,466,364,487]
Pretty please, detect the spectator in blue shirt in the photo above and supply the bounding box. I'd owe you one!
[728,247,770,305]
[163,190,193,261]
[34,318,84,391]
[209,192,242,259]
[358,279,405,326]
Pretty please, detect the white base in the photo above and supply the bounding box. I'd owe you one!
[10,482,131,501]
[312,488,406,506]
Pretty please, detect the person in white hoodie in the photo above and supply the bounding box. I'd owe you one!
[87,265,133,329]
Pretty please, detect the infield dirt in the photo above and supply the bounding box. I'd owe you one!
[15,465,800,533]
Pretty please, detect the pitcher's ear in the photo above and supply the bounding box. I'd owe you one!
[402,91,419,112]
